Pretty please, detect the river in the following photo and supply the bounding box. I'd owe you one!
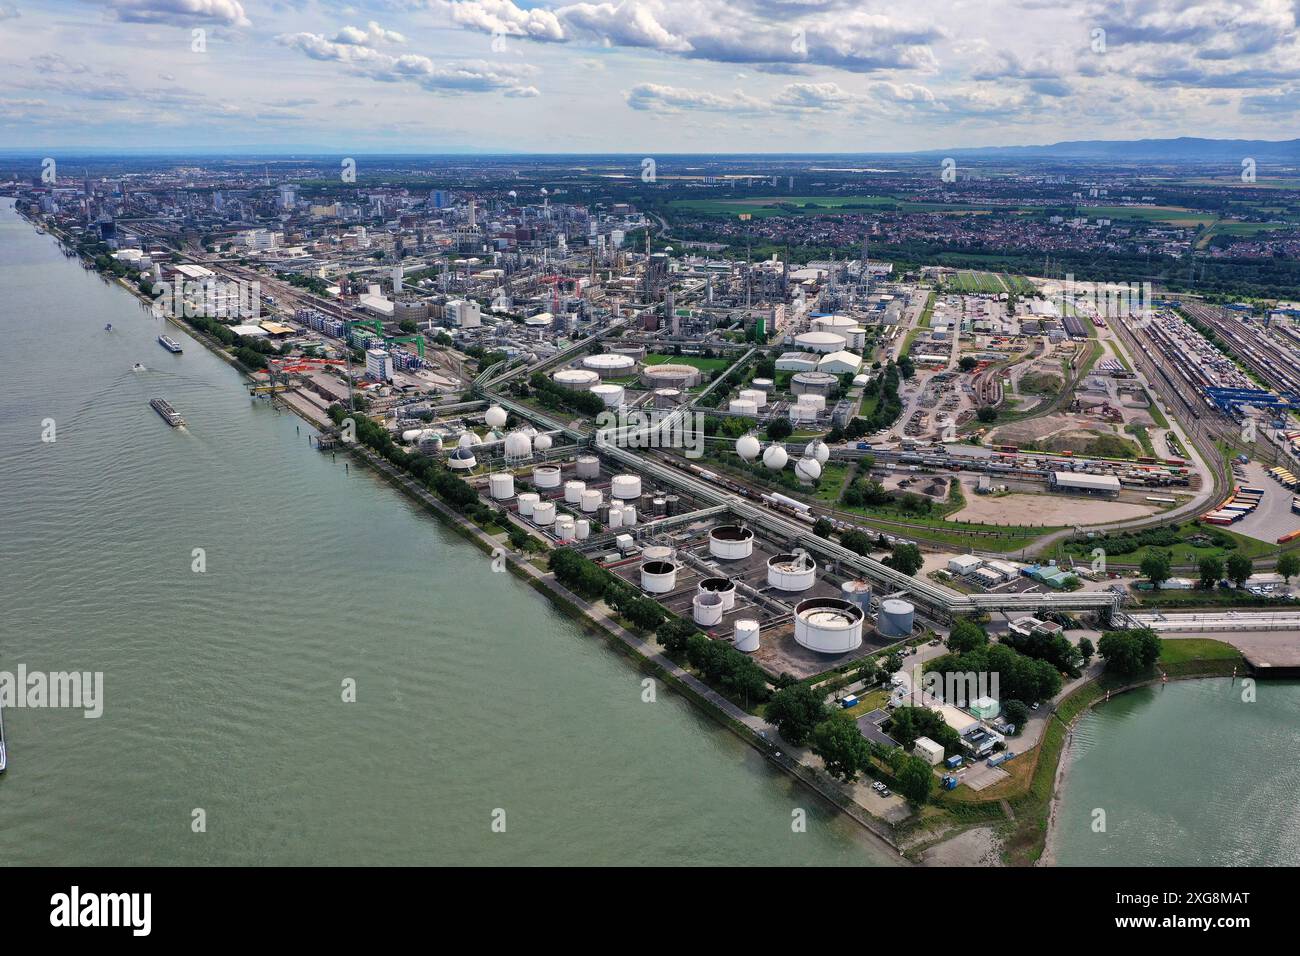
[0,199,896,866]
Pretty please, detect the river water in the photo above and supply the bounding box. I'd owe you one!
[0,199,900,866]
[1052,677,1300,866]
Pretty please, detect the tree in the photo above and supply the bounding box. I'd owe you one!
[1097,628,1162,677]
[887,542,924,577]
[1198,555,1224,590]
[1077,637,1094,665]
[883,652,904,675]
[656,618,697,657]
[958,356,978,372]
[890,751,936,805]
[976,405,997,423]
[855,658,880,687]
[1277,553,1300,584]
[812,517,834,539]
[947,618,989,653]
[764,684,830,746]
[1141,551,1172,589]
[1002,699,1030,732]
[1226,553,1254,588]
[765,417,793,442]
[810,717,874,781]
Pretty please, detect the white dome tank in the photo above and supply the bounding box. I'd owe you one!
[458,432,479,450]
[805,439,830,464]
[417,430,443,453]
[794,597,864,654]
[575,519,591,540]
[448,448,476,470]
[576,455,600,479]
[554,514,576,541]
[878,599,915,638]
[794,457,822,482]
[641,560,678,594]
[402,428,423,443]
[698,577,736,612]
[485,405,508,428]
[516,492,540,517]
[503,430,532,459]
[693,591,725,627]
[580,489,603,513]
[564,480,586,504]
[533,465,562,489]
[534,434,553,452]
[763,444,789,470]
[736,434,761,461]
[709,525,754,560]
[767,552,816,591]
[488,472,515,500]
[532,500,556,525]
[733,619,761,653]
[611,474,642,499]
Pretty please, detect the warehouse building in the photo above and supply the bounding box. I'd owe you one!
[1050,471,1121,497]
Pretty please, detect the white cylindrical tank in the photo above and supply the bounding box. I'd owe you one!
[534,434,553,453]
[763,444,789,470]
[693,591,725,627]
[575,519,591,540]
[576,455,600,479]
[622,504,637,527]
[841,579,873,615]
[878,599,916,638]
[641,560,678,594]
[728,398,757,416]
[790,403,818,424]
[533,465,562,489]
[580,489,603,513]
[798,394,827,411]
[611,474,642,499]
[794,598,864,654]
[516,492,539,517]
[590,383,625,407]
[767,552,817,592]
[489,472,515,500]
[532,500,556,525]
[736,434,761,461]
[738,388,767,408]
[564,480,586,504]
[641,545,673,563]
[750,377,774,392]
[554,514,575,541]
[794,457,822,482]
[734,619,761,653]
[698,577,737,612]
[608,506,623,529]
[709,525,754,560]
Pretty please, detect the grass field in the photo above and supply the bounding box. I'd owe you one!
[1082,204,1218,228]
[644,352,729,372]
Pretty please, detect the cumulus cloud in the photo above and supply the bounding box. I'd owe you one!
[333,21,407,46]
[1087,0,1297,58]
[626,80,849,114]
[103,0,251,28]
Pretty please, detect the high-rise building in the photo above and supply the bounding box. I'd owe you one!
[365,349,393,383]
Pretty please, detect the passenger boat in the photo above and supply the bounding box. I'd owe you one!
[158,334,183,353]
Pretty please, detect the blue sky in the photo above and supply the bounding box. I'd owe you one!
[2,0,1299,151]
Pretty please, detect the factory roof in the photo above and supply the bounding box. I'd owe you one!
[1052,471,1122,491]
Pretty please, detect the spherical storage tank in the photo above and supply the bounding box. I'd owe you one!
[709,525,754,560]
[878,599,915,638]
[485,405,508,429]
[733,619,761,653]
[533,465,562,489]
[534,434,553,453]
[762,444,789,470]
[448,447,476,471]
[503,430,532,459]
[611,474,642,499]
[805,439,830,464]
[794,457,822,482]
[564,480,586,504]
[417,430,444,454]
[641,560,678,594]
[402,428,423,443]
[458,432,480,450]
[532,501,556,526]
[698,577,736,612]
[794,598,864,654]
[489,472,515,500]
[693,591,724,627]
[736,434,761,461]
[767,552,816,592]
[516,492,539,517]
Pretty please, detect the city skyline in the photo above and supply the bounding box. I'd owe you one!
[3,0,1300,152]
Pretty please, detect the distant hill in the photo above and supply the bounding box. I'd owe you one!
[919,137,1300,164]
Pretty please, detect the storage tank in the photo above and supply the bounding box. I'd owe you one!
[488,472,515,500]
[485,405,508,428]
[840,579,873,614]
[750,377,774,392]
[552,367,600,390]
[641,560,678,594]
[503,430,532,459]
[448,447,476,471]
[608,506,623,529]
[532,500,556,525]
[590,383,625,408]
[516,492,540,517]
[805,439,830,464]
[737,388,767,409]
[794,457,822,482]
[797,393,827,412]
[653,388,682,408]
[564,480,586,504]
[663,494,680,516]
[533,465,562,489]
[417,430,443,454]
[736,434,761,461]
[878,599,916,638]
[575,519,591,540]
[554,514,575,541]
[622,504,637,526]
[693,591,725,627]
[611,474,642,499]
[733,619,761,653]
[651,497,667,516]
[698,577,737,612]
[762,444,789,470]
[534,434,553,453]
[641,545,673,563]
[728,398,758,416]
[709,525,754,560]
[767,552,817,592]
[794,597,864,654]
[580,489,603,513]
[790,402,818,424]
[576,455,601,479]
[402,428,423,443]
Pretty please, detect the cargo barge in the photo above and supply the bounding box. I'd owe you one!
[149,397,185,427]
[158,334,183,353]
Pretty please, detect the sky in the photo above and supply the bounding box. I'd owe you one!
[1,0,1299,152]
